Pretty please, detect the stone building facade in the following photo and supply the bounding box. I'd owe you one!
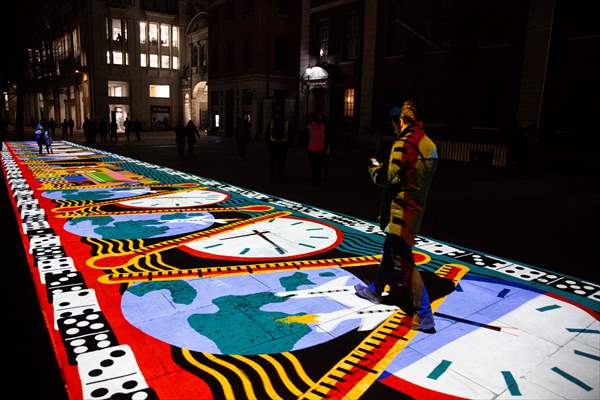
[23,0,207,132]
[207,0,301,138]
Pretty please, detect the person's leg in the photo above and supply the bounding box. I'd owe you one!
[394,238,434,330]
[355,234,397,303]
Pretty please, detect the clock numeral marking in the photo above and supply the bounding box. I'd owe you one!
[427,359,452,380]
[536,304,561,312]
[204,243,223,249]
[501,371,522,396]
[573,350,600,362]
[551,367,593,392]
[239,248,250,255]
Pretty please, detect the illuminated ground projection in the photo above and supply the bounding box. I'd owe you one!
[3,140,599,400]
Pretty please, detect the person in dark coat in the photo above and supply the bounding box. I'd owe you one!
[48,118,56,138]
[61,118,69,139]
[109,120,118,142]
[68,118,75,137]
[265,111,289,183]
[98,119,108,142]
[133,118,142,141]
[354,101,439,333]
[185,120,200,155]
[124,117,131,142]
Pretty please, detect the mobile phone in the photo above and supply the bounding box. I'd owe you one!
[370,158,380,166]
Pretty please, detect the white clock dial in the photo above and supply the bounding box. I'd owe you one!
[182,216,342,260]
[118,189,229,208]
[380,276,600,399]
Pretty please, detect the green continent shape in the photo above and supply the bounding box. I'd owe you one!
[62,190,118,201]
[280,272,315,291]
[94,219,170,239]
[128,281,197,305]
[70,216,114,227]
[160,212,193,221]
[319,272,336,277]
[188,292,310,354]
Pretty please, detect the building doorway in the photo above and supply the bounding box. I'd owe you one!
[109,104,129,132]
[192,81,208,131]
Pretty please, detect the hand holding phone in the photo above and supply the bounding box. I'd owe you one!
[370,157,380,166]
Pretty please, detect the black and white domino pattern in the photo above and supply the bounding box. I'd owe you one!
[2,144,158,399]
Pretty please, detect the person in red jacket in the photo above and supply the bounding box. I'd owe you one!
[306,114,328,185]
[355,101,439,333]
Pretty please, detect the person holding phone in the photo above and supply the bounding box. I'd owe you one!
[355,101,439,333]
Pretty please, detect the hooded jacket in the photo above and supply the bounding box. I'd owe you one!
[369,121,438,245]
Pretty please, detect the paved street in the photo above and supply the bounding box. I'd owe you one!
[2,130,599,399]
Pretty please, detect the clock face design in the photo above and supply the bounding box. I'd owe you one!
[118,189,229,208]
[379,275,600,399]
[182,216,343,261]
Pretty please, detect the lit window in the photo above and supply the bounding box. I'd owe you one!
[215,114,220,128]
[160,24,169,46]
[108,81,129,97]
[139,22,146,44]
[172,56,178,69]
[140,53,147,67]
[149,54,158,68]
[106,50,111,64]
[344,88,355,118]
[161,55,170,69]
[149,84,170,98]
[172,27,179,48]
[106,18,110,39]
[113,51,123,65]
[149,23,158,45]
[112,18,122,41]
[125,52,129,65]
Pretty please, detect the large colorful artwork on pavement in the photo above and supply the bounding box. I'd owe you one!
[2,140,599,400]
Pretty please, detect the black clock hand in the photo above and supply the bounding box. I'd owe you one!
[254,230,287,254]
[220,230,270,240]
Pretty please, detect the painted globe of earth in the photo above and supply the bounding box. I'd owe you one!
[42,187,153,202]
[63,212,215,239]
[121,268,373,355]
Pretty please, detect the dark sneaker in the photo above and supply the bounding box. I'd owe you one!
[354,284,382,304]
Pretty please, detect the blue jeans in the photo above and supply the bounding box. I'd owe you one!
[371,234,433,319]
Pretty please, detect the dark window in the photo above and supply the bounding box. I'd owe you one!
[228,0,235,19]
[227,41,234,72]
[141,0,177,13]
[318,19,329,64]
[278,0,289,16]
[212,45,219,72]
[274,37,288,71]
[243,36,252,69]
[479,3,510,46]
[343,10,358,61]
[243,0,253,15]
[386,0,407,56]
[191,45,198,68]
[429,0,453,50]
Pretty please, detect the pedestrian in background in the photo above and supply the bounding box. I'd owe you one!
[98,119,108,142]
[124,117,131,142]
[175,121,185,156]
[34,123,46,154]
[61,118,68,140]
[185,120,200,155]
[48,118,56,138]
[354,101,439,333]
[265,110,289,183]
[68,117,74,137]
[109,120,118,142]
[134,118,142,141]
[306,114,327,185]
[235,116,250,159]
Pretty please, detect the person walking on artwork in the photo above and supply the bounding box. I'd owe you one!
[354,101,439,333]
[43,130,53,154]
[175,121,185,156]
[265,111,289,183]
[306,114,328,185]
[185,120,200,155]
[34,123,46,155]
[109,119,118,142]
